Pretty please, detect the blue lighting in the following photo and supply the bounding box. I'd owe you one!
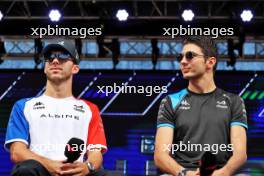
[258,107,264,118]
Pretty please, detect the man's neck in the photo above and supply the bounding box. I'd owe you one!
[44,79,73,98]
[188,74,216,94]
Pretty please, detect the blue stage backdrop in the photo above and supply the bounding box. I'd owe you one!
[0,70,263,175]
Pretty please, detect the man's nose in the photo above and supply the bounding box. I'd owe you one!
[51,58,60,64]
[180,55,189,65]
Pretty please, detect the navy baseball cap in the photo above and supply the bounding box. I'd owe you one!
[42,39,80,64]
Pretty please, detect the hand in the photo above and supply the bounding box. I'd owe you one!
[211,168,230,176]
[60,161,89,176]
[186,168,200,176]
[44,160,65,176]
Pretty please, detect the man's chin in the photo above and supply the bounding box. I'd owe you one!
[183,74,193,80]
[183,73,204,80]
[47,75,64,82]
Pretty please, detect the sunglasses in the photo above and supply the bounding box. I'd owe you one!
[177,51,205,62]
[44,53,73,63]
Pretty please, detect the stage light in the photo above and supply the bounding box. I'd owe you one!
[240,10,253,22]
[116,9,129,21]
[0,11,3,21]
[49,9,61,22]
[182,9,194,21]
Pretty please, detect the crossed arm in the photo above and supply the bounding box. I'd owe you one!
[10,141,103,176]
[212,126,247,176]
[154,126,247,176]
[154,127,197,176]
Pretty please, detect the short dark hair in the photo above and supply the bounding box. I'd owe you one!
[183,36,217,72]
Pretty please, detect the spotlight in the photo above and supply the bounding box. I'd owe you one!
[116,9,129,21]
[240,10,253,22]
[0,11,3,21]
[49,9,61,22]
[182,9,194,21]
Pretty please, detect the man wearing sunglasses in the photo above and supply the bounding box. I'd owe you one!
[154,36,247,176]
[5,39,107,176]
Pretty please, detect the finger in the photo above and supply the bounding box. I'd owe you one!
[72,174,83,176]
[61,163,77,170]
[54,168,63,174]
[72,161,84,168]
[62,163,76,167]
[60,168,82,175]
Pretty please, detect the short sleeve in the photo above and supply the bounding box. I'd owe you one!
[157,96,175,129]
[86,102,107,153]
[5,99,30,151]
[230,96,248,129]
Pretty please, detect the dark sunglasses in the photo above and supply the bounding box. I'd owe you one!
[177,51,205,62]
[44,53,73,63]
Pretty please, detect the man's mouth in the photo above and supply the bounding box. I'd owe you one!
[50,67,62,71]
[182,68,190,73]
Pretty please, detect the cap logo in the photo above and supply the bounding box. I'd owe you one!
[58,41,64,45]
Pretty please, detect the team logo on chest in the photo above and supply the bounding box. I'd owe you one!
[216,100,228,109]
[33,102,45,110]
[73,104,85,113]
[179,99,191,110]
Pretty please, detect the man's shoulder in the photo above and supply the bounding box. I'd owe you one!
[13,96,39,108]
[165,89,188,109]
[77,99,99,111]
[215,88,242,102]
[168,89,188,98]
[216,88,239,97]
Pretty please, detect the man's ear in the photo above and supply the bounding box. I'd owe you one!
[206,57,216,70]
[72,64,80,74]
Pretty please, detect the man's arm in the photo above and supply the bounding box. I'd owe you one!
[60,149,103,175]
[60,101,106,176]
[154,127,184,175]
[10,141,64,175]
[212,126,247,176]
[87,150,103,170]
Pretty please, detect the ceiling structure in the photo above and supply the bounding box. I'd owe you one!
[0,0,263,37]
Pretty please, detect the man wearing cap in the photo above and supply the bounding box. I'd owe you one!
[5,39,107,176]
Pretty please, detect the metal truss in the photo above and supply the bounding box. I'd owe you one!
[3,38,264,59]
[1,0,264,20]
[5,39,34,54]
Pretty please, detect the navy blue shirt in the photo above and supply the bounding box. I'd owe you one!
[157,88,247,168]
